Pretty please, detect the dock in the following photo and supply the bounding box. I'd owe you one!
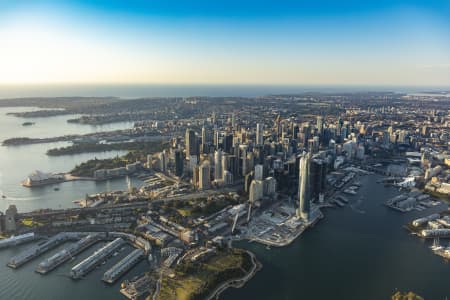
[70,237,125,279]
[0,233,38,249]
[36,234,102,274]
[7,233,78,269]
[102,248,144,284]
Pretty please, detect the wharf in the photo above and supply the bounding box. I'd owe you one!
[36,234,102,274]
[102,248,144,284]
[0,233,39,249]
[7,233,79,269]
[70,238,125,279]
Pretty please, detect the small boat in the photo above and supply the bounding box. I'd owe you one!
[54,187,60,191]
[1,195,6,199]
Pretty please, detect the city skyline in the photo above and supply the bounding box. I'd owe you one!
[0,0,449,86]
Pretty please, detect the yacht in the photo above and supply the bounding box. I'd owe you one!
[430,238,443,251]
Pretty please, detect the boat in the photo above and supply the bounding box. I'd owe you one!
[430,238,443,251]
[1,195,6,199]
[53,187,60,191]
[343,189,357,195]
[334,199,345,207]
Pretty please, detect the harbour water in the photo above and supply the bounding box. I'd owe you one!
[1,106,450,299]
[225,174,450,300]
[0,107,140,212]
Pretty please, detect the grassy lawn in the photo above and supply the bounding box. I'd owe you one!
[157,249,251,300]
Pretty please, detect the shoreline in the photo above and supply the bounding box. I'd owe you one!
[206,250,262,300]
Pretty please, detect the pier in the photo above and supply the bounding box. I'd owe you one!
[7,232,79,269]
[102,248,144,284]
[70,237,125,279]
[0,233,38,249]
[36,234,102,274]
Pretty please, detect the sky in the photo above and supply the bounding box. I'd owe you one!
[0,0,449,87]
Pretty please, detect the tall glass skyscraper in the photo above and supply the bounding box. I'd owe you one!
[297,152,311,221]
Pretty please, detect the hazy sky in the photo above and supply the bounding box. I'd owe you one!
[0,0,449,86]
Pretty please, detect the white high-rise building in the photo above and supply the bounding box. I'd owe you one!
[297,152,311,221]
[254,164,263,180]
[249,180,263,203]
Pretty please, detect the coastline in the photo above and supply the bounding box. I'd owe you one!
[205,250,262,300]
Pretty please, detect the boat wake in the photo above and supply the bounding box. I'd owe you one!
[350,197,366,214]
[2,195,42,201]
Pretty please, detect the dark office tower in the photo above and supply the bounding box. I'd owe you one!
[185,129,197,158]
[292,124,299,141]
[297,152,311,221]
[223,134,234,154]
[253,145,264,165]
[228,155,238,179]
[301,124,311,147]
[322,128,331,147]
[174,149,184,177]
[311,159,327,199]
[290,139,298,154]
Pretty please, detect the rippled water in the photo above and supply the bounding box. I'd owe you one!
[224,174,450,300]
[0,107,139,212]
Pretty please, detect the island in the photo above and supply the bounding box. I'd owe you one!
[46,141,165,156]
